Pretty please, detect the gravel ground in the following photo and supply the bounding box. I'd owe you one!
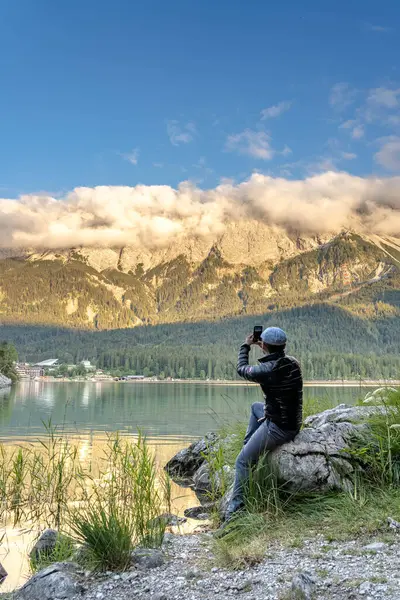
[74,531,400,600]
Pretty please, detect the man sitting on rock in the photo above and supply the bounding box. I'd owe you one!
[223,326,303,524]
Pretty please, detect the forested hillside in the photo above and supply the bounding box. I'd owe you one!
[2,300,400,380]
[1,230,399,380]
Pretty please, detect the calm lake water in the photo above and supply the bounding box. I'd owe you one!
[0,381,369,590]
[0,381,369,443]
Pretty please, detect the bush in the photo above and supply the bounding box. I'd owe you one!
[68,434,169,571]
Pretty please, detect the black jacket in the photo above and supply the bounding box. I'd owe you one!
[237,344,303,432]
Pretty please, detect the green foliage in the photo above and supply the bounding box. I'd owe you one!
[2,298,400,380]
[0,340,18,381]
[351,388,400,485]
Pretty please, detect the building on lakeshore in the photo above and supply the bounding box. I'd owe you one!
[15,363,44,379]
[81,360,95,371]
[34,359,60,368]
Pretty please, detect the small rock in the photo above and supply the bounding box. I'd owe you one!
[362,542,387,552]
[29,529,59,562]
[95,593,104,600]
[387,517,400,530]
[149,512,187,527]
[291,571,316,600]
[185,569,201,580]
[0,562,8,584]
[153,594,167,600]
[184,504,216,519]
[131,548,165,569]
[233,578,253,592]
[359,581,372,595]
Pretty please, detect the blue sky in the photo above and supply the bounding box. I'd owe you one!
[1,0,399,197]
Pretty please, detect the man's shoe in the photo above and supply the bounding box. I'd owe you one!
[212,511,243,539]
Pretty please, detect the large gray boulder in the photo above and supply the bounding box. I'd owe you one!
[170,404,377,515]
[269,419,364,493]
[0,374,12,389]
[16,563,84,600]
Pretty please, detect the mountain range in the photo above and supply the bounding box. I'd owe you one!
[1,221,400,379]
[0,222,399,330]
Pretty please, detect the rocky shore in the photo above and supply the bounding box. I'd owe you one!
[0,374,11,389]
[6,530,400,600]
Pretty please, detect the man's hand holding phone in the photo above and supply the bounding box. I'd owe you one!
[245,326,263,346]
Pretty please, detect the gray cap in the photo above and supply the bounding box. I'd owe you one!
[261,326,287,346]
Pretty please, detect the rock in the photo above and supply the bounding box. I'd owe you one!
[387,517,400,530]
[184,503,216,519]
[219,483,234,519]
[30,529,60,562]
[359,581,372,595]
[0,562,7,584]
[193,463,234,496]
[269,420,365,493]
[165,433,218,479]
[290,571,316,600]
[185,568,201,579]
[16,562,84,600]
[149,513,187,527]
[304,403,383,428]
[176,404,390,519]
[153,594,167,600]
[362,542,387,552]
[131,548,165,569]
[0,374,12,389]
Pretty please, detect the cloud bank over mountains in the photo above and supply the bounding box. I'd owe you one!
[1,171,400,250]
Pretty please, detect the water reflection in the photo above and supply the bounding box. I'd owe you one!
[0,381,367,442]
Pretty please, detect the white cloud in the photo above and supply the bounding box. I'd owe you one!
[340,119,357,130]
[329,83,357,111]
[167,120,196,146]
[375,136,400,171]
[226,129,275,160]
[341,152,357,160]
[367,87,400,109]
[260,101,292,120]
[123,148,139,166]
[3,172,400,250]
[363,23,392,33]
[351,125,365,139]
[153,162,164,168]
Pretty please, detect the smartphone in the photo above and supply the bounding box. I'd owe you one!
[253,325,263,342]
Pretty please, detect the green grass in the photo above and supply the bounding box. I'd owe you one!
[68,434,169,571]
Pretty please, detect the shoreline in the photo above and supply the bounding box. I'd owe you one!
[16,377,400,387]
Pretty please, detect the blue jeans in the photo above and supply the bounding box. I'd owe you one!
[226,402,297,518]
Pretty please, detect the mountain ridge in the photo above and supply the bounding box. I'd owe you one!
[0,224,399,331]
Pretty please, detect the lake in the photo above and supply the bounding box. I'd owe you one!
[0,381,369,590]
[0,380,368,443]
